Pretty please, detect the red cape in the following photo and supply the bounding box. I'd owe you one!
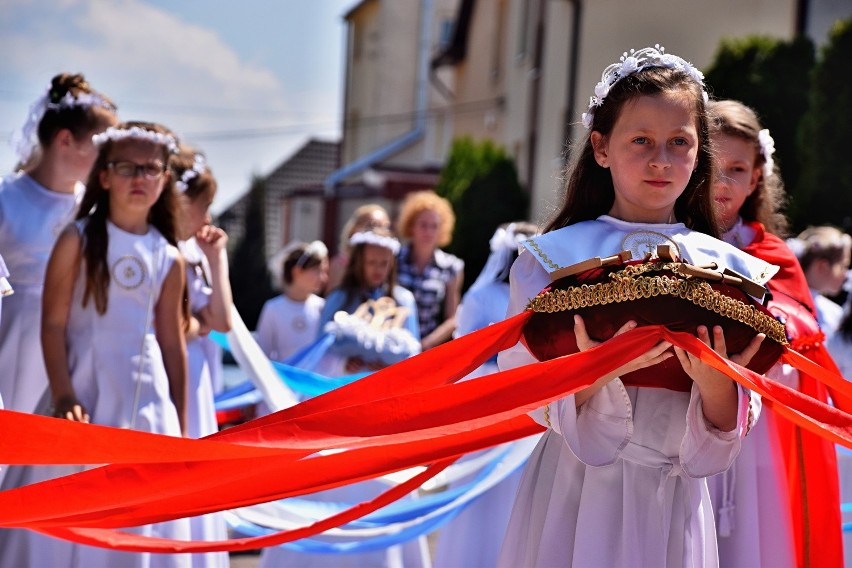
[743,221,842,568]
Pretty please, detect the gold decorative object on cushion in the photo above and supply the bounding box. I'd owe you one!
[347,297,411,330]
[522,254,787,392]
[327,297,420,367]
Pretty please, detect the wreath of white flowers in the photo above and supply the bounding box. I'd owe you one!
[582,44,708,129]
[175,153,208,193]
[295,240,329,268]
[11,85,116,165]
[757,128,776,179]
[350,231,401,255]
[92,126,178,154]
[489,223,527,253]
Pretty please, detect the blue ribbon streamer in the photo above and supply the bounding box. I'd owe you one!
[226,444,525,553]
[210,331,368,409]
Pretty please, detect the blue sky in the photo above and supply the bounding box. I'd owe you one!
[0,0,360,212]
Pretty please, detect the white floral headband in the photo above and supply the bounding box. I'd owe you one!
[11,85,116,165]
[295,240,329,268]
[489,223,529,253]
[175,153,208,193]
[92,126,178,154]
[582,44,708,129]
[757,129,775,179]
[350,231,400,255]
[787,232,852,261]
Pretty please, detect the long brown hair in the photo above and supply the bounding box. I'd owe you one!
[76,121,179,314]
[708,99,789,237]
[339,227,400,307]
[171,144,217,201]
[545,66,718,237]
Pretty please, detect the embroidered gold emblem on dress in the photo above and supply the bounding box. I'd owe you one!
[620,230,681,260]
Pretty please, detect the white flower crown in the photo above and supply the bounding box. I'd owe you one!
[582,44,708,129]
[788,231,852,261]
[92,126,178,154]
[295,240,329,267]
[757,129,775,179]
[46,91,113,113]
[350,231,400,255]
[11,85,116,164]
[489,223,529,253]
[175,153,208,193]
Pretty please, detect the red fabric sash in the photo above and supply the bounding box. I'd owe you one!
[1,315,851,554]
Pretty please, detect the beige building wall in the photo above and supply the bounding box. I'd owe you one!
[341,0,804,224]
[342,0,460,173]
[281,196,324,246]
[448,0,798,223]
[343,0,411,166]
[525,0,799,223]
[446,0,509,144]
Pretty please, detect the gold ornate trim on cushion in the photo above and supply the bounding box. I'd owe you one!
[526,261,787,346]
[521,258,787,392]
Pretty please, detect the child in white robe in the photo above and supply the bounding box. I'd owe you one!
[174,146,232,568]
[256,240,329,363]
[434,221,538,568]
[497,46,772,567]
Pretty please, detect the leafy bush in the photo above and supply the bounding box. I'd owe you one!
[705,34,815,227]
[229,175,276,329]
[796,19,852,230]
[436,137,528,290]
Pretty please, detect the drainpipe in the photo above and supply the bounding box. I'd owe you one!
[562,0,582,165]
[795,0,809,36]
[525,0,546,194]
[324,0,434,196]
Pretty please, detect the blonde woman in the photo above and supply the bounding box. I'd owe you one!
[395,191,463,350]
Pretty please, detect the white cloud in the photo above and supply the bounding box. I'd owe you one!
[0,0,344,211]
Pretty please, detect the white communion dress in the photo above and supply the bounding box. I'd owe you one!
[0,254,10,486]
[0,220,190,568]
[702,222,796,567]
[434,279,531,568]
[179,238,229,568]
[497,216,774,568]
[0,172,81,413]
[255,292,326,362]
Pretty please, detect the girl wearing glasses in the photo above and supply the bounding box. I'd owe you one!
[0,73,117,415]
[0,122,191,568]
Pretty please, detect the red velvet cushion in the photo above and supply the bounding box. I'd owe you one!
[522,261,786,392]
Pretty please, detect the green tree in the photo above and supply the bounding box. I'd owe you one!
[437,137,529,290]
[797,19,852,230]
[705,35,815,226]
[229,175,276,329]
[435,136,505,205]
[452,157,528,290]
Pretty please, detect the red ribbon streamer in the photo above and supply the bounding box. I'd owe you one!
[0,319,851,554]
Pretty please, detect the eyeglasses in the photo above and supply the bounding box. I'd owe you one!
[107,161,166,179]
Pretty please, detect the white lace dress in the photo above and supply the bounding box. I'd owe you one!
[0,172,81,413]
[0,220,190,568]
[434,280,531,568]
[180,238,229,568]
